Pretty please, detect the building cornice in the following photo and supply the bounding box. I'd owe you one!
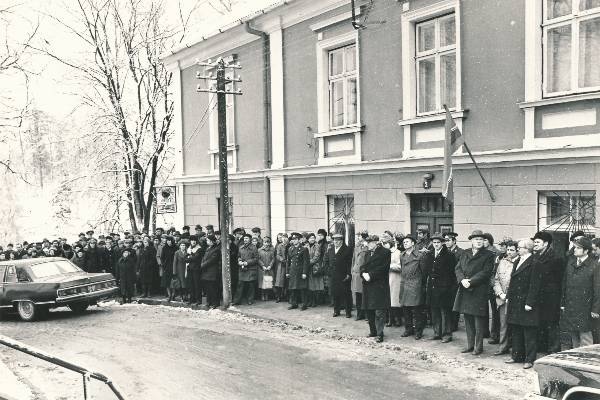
[174,146,600,184]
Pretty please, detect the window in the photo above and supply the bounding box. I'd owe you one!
[327,194,355,247]
[328,44,358,129]
[544,0,600,96]
[416,14,457,114]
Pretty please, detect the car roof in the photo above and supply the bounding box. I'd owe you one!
[0,257,67,267]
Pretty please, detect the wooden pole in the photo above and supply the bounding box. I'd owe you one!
[216,59,232,308]
[462,142,496,202]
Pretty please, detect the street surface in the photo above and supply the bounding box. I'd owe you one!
[0,302,535,400]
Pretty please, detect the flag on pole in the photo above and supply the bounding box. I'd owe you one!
[442,105,464,204]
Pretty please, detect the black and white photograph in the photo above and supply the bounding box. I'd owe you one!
[1,0,600,399]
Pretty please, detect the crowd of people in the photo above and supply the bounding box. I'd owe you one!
[2,224,600,368]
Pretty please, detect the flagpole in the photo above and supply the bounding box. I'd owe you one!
[461,142,496,202]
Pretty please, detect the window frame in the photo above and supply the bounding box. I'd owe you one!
[415,13,458,116]
[328,44,358,129]
[537,190,597,233]
[327,193,355,247]
[542,0,600,97]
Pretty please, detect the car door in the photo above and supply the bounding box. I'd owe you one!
[2,265,19,305]
[0,265,8,307]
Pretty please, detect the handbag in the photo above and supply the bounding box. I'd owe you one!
[262,274,273,289]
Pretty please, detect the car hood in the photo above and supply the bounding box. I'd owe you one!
[536,345,600,374]
[39,272,114,287]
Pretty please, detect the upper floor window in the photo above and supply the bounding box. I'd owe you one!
[416,13,456,114]
[544,0,600,96]
[328,44,358,129]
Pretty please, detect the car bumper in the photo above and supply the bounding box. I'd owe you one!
[55,287,119,305]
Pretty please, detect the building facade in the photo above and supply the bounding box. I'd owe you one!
[163,0,600,250]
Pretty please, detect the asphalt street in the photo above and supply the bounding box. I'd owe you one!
[0,302,534,400]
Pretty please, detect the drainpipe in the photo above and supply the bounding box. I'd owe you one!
[245,21,272,236]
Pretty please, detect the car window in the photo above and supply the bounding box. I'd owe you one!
[4,266,17,283]
[28,260,82,279]
[16,267,31,282]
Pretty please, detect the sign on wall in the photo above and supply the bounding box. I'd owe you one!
[156,186,177,214]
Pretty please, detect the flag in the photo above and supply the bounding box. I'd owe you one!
[442,105,464,204]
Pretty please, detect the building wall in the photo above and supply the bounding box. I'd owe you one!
[180,39,266,176]
[183,180,266,229]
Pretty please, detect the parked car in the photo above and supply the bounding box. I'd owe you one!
[532,345,600,400]
[0,257,118,321]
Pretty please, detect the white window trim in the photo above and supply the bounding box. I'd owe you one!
[400,0,461,158]
[524,0,600,150]
[316,30,362,165]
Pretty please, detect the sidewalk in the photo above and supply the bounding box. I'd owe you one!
[0,356,34,400]
[135,296,536,375]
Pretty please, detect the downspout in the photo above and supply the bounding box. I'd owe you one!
[245,21,272,236]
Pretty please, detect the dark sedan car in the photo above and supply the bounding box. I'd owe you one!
[0,257,118,321]
[532,345,600,400]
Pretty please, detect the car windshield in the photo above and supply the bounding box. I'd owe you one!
[28,260,83,279]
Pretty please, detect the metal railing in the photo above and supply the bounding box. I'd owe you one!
[0,334,126,400]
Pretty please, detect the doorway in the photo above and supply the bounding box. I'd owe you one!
[410,194,453,235]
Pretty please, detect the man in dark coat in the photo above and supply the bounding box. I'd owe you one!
[233,233,259,305]
[200,235,222,308]
[186,235,205,305]
[532,231,565,353]
[286,232,310,310]
[323,233,353,317]
[361,235,391,342]
[425,233,457,343]
[505,239,542,369]
[118,248,137,304]
[560,236,600,350]
[400,236,426,339]
[84,239,104,273]
[444,232,463,332]
[453,229,495,355]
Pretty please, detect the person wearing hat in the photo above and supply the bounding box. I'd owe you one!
[532,231,565,354]
[351,230,370,320]
[286,232,311,310]
[181,225,191,240]
[251,227,263,250]
[86,230,95,240]
[505,238,543,369]
[424,232,457,343]
[322,233,353,317]
[206,224,215,236]
[453,229,496,355]
[559,236,600,350]
[200,234,222,308]
[492,240,518,356]
[361,235,391,342]
[273,233,289,303]
[399,235,426,339]
[233,233,259,306]
[233,227,246,247]
[566,230,586,260]
[444,231,463,332]
[117,247,137,304]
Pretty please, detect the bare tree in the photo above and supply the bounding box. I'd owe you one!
[31,0,204,233]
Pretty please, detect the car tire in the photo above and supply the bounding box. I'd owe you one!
[17,301,38,322]
[68,303,89,314]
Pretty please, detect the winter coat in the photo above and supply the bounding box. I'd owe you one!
[307,242,324,291]
[506,255,543,327]
[274,242,287,288]
[172,250,188,289]
[322,243,352,297]
[388,247,402,308]
[493,256,516,306]
[452,248,495,317]
[84,246,104,273]
[287,244,310,290]
[118,254,137,296]
[160,244,176,287]
[238,243,259,282]
[138,245,158,286]
[201,244,221,281]
[360,245,391,310]
[351,244,369,294]
[536,248,566,323]
[399,248,426,307]
[258,244,275,289]
[71,254,86,270]
[425,246,457,308]
[560,256,600,332]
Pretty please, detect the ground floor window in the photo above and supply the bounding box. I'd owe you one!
[327,194,355,247]
[538,190,596,252]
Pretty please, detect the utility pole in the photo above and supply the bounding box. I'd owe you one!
[196,57,242,308]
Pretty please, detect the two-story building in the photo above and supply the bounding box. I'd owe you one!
[162,0,600,250]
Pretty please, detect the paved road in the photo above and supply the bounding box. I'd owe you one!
[0,303,528,400]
